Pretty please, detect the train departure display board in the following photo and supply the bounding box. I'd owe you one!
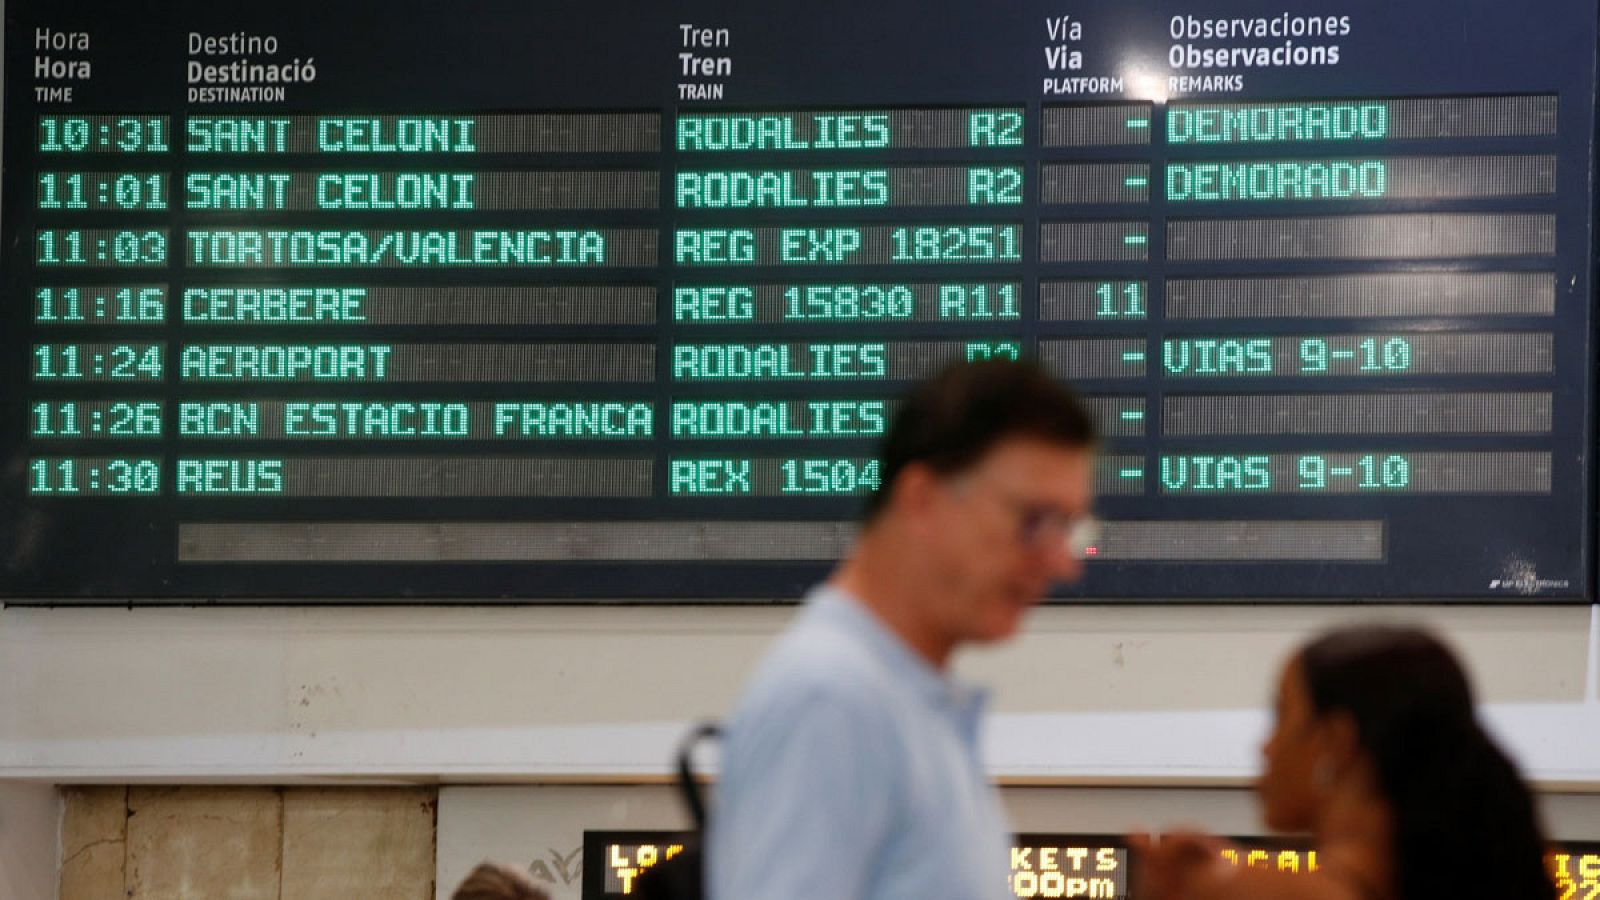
[2,0,1595,601]
[582,831,1600,899]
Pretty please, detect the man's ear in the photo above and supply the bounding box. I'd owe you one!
[888,463,944,530]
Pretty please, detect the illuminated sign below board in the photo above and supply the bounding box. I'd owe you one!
[581,832,1600,900]
[2,0,1594,601]
[1009,836,1130,900]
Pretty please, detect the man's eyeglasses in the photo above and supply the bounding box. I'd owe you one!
[1016,505,1101,560]
[961,477,1099,559]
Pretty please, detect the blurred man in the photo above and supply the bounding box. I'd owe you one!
[710,360,1098,900]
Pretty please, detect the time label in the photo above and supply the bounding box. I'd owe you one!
[37,172,169,211]
[36,229,168,266]
[28,457,162,495]
[38,116,170,153]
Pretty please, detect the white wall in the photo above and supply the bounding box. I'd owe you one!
[0,600,1596,900]
[0,603,1595,784]
[0,781,58,900]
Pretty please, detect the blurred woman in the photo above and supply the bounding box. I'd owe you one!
[1135,626,1554,900]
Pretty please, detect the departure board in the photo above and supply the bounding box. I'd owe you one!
[581,831,1600,899]
[2,0,1595,601]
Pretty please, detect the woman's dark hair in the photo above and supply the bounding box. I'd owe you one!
[1298,626,1554,900]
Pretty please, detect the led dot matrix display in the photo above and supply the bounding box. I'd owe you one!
[2,0,1592,600]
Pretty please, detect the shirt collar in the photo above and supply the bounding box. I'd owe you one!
[806,584,991,737]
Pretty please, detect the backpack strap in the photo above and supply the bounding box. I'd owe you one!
[632,722,722,900]
[674,721,721,830]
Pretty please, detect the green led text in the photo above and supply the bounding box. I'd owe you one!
[489,402,652,437]
[781,458,881,495]
[673,343,886,379]
[1160,455,1271,491]
[670,401,885,437]
[1167,161,1386,201]
[39,172,167,210]
[891,225,1019,262]
[30,458,161,495]
[675,170,887,208]
[1096,282,1145,318]
[180,345,392,380]
[185,172,475,210]
[1163,339,1273,375]
[186,230,606,266]
[33,344,163,380]
[37,229,166,265]
[965,341,1021,362]
[40,116,168,153]
[941,283,1020,318]
[1162,337,1415,375]
[968,111,1024,146]
[1299,337,1412,373]
[669,459,753,494]
[184,117,475,153]
[36,286,165,323]
[785,284,912,320]
[674,286,756,321]
[1167,103,1388,144]
[1298,455,1410,490]
[32,401,162,438]
[677,114,890,151]
[183,287,366,322]
[175,459,283,493]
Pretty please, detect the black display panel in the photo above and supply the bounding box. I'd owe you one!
[2,0,1595,601]
[580,830,1600,900]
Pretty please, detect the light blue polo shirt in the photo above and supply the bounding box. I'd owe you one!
[708,585,1013,900]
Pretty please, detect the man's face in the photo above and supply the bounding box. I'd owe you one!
[916,436,1095,647]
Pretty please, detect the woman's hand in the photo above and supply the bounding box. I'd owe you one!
[1130,830,1232,900]
[1131,831,1375,900]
